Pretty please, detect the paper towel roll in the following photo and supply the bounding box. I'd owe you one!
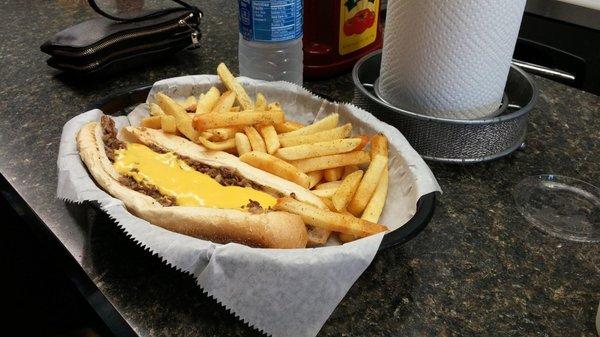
[378,0,526,119]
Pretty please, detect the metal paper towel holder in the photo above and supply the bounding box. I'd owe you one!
[352,50,538,164]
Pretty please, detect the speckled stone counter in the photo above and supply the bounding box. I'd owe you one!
[0,1,598,336]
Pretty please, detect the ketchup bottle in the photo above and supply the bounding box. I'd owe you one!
[304,0,383,78]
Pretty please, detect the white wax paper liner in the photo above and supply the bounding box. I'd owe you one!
[57,75,441,337]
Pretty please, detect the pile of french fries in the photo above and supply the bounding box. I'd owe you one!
[141,63,390,244]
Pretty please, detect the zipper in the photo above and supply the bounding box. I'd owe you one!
[54,12,199,58]
[51,34,192,71]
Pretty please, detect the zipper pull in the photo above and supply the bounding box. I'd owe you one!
[179,13,201,49]
[190,31,200,48]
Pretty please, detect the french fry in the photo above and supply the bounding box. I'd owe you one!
[361,167,389,223]
[234,132,252,156]
[239,152,310,188]
[290,151,370,173]
[315,180,342,190]
[275,138,363,161]
[279,123,352,147]
[273,197,388,237]
[274,120,304,133]
[210,91,236,114]
[200,131,214,140]
[258,125,280,154]
[355,135,370,151]
[229,106,241,112]
[279,113,339,138]
[370,134,388,158]
[267,102,281,111]
[338,233,357,243]
[197,137,236,151]
[193,110,285,130]
[140,116,161,129]
[320,197,336,211]
[217,62,254,110]
[160,115,177,133]
[312,188,337,198]
[195,86,221,114]
[307,226,330,246]
[208,127,238,141]
[323,167,344,182]
[347,154,388,216]
[307,170,323,189]
[255,93,267,111]
[332,170,364,211]
[342,165,359,178]
[182,95,197,112]
[244,126,266,153]
[155,92,202,142]
[148,103,165,116]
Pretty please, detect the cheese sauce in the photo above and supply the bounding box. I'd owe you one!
[113,143,276,210]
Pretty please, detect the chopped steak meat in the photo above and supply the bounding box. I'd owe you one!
[181,157,266,190]
[119,176,176,207]
[100,116,125,162]
[245,199,264,214]
[100,117,279,208]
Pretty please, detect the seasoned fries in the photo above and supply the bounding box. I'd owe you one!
[210,91,236,114]
[307,170,323,189]
[347,154,388,216]
[155,92,201,142]
[342,165,359,178]
[279,113,339,138]
[323,167,344,182]
[182,95,197,112]
[370,134,389,158]
[209,127,238,141]
[290,151,370,173]
[279,124,352,147]
[320,197,336,211]
[143,63,398,246]
[311,188,338,198]
[197,137,236,151]
[160,115,177,133]
[149,103,165,116]
[234,132,252,155]
[267,102,281,111]
[240,152,310,188]
[332,170,363,211]
[275,138,363,161]
[255,92,267,111]
[274,197,387,237]
[274,120,304,133]
[258,125,280,154]
[361,167,389,223]
[193,110,285,130]
[141,116,161,129]
[244,126,266,152]
[315,181,342,190]
[217,63,254,110]
[195,86,220,114]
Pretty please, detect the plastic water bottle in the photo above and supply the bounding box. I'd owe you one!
[237,0,303,86]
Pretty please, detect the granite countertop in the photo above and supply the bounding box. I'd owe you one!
[0,1,599,336]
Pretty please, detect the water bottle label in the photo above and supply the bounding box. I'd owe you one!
[238,0,303,42]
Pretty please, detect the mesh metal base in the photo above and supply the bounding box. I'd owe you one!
[352,51,537,163]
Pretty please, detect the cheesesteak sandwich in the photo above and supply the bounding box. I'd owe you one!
[77,116,330,248]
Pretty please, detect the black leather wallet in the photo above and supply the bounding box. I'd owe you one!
[40,0,202,75]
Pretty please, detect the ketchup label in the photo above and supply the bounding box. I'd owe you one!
[339,0,379,55]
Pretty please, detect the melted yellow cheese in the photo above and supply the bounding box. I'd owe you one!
[113,143,276,210]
